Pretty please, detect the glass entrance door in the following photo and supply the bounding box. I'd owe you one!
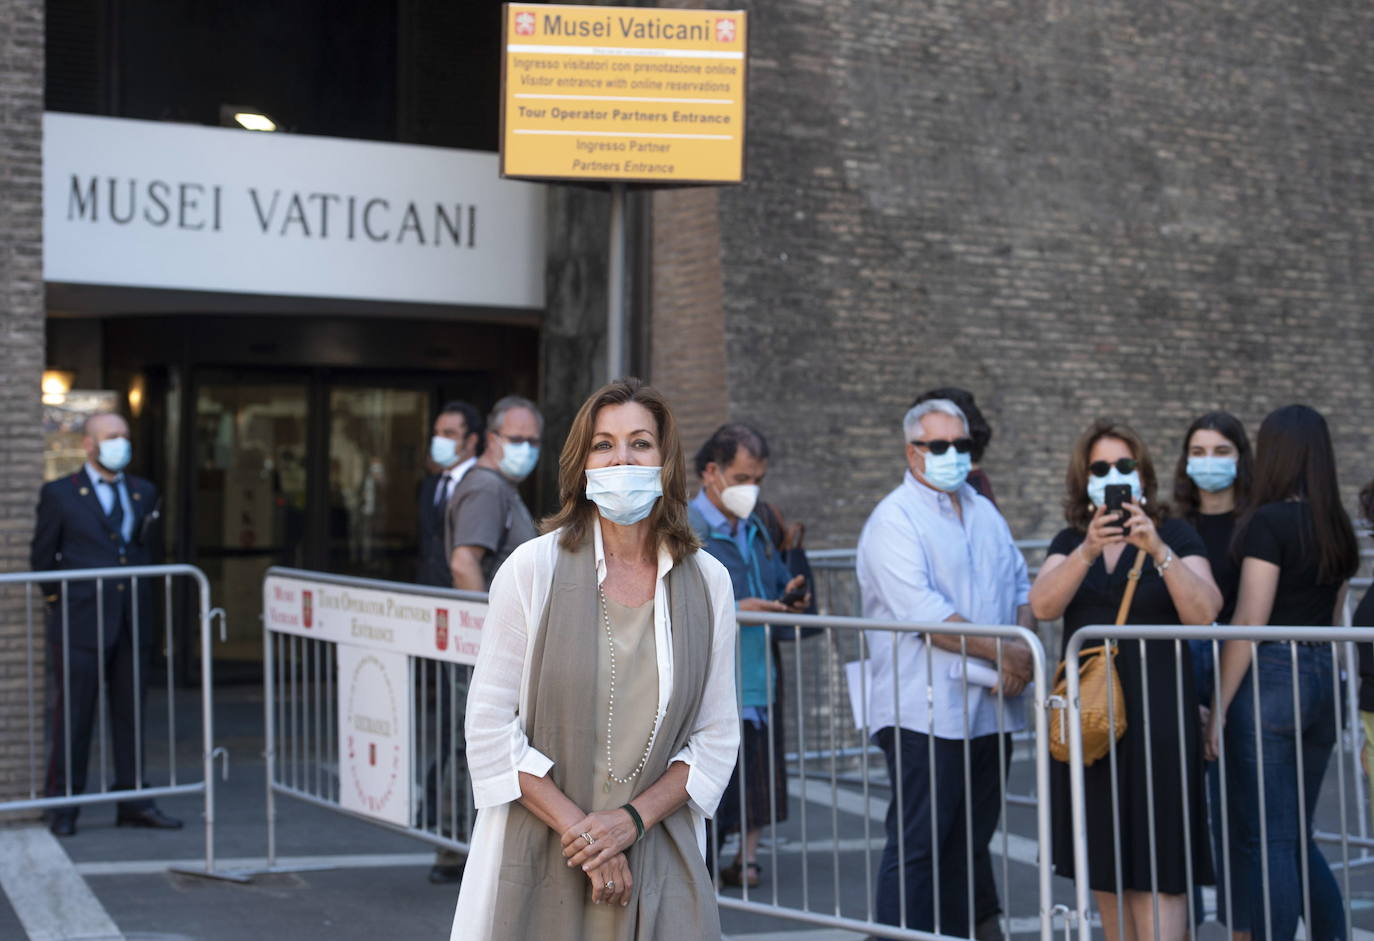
[188,371,442,677]
[326,385,429,583]
[193,374,309,670]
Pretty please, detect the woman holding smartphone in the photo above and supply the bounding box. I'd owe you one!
[1031,419,1220,941]
[1205,405,1358,939]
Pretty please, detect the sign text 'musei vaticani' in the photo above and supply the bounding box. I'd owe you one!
[43,112,545,309]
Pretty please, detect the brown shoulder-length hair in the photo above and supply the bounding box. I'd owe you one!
[1063,418,1165,531]
[541,377,701,563]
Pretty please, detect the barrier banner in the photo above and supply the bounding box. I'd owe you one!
[263,573,485,665]
[338,645,412,827]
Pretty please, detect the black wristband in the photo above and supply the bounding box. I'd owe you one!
[620,802,645,842]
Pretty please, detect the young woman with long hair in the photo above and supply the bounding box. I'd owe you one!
[1204,404,1359,940]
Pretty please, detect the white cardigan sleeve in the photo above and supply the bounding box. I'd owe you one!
[668,551,741,818]
[463,537,555,810]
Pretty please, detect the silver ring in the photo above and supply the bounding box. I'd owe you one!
[604,880,615,891]
[581,832,595,846]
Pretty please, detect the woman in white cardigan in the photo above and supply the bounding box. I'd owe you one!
[451,378,740,941]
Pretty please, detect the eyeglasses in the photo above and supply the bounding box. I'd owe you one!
[910,437,974,456]
[1088,458,1138,477]
[495,431,541,447]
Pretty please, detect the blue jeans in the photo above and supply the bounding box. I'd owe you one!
[1224,643,1344,940]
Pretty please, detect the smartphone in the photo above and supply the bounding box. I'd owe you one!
[1103,484,1132,535]
[778,578,807,606]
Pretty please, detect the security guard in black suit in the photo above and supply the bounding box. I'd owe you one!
[416,400,482,883]
[30,412,182,836]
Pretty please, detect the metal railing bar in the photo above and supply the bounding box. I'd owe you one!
[1,783,206,813]
[97,577,109,794]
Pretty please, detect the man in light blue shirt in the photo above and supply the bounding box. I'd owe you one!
[688,423,806,889]
[856,398,1034,939]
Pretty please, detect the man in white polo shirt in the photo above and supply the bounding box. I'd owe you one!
[857,397,1035,940]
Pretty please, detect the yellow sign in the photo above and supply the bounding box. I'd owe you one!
[501,3,747,184]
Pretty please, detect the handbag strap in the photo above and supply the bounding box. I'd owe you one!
[1114,550,1149,626]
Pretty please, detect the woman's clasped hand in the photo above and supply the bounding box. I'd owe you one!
[560,808,639,906]
[561,807,639,871]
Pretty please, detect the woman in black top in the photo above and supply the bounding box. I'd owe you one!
[1031,420,1221,941]
[1173,411,1253,624]
[1204,405,1359,940]
[1172,411,1253,929]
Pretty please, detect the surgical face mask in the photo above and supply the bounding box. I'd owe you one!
[920,449,972,493]
[430,435,460,469]
[1187,456,1237,494]
[1086,468,1143,508]
[719,483,760,520]
[98,436,132,473]
[585,465,663,526]
[498,440,540,482]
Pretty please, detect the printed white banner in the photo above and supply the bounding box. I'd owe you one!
[263,574,486,665]
[337,645,412,827]
[43,112,546,309]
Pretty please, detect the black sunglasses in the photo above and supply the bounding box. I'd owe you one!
[1088,458,1138,477]
[911,437,974,456]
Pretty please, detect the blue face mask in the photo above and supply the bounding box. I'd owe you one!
[98,436,132,473]
[430,435,460,469]
[1086,468,1142,509]
[584,465,663,526]
[1187,456,1237,494]
[920,449,972,492]
[497,440,539,482]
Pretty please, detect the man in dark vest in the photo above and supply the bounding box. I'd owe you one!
[31,412,182,836]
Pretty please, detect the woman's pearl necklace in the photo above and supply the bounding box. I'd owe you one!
[599,582,660,792]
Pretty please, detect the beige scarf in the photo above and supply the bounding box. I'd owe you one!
[490,537,720,940]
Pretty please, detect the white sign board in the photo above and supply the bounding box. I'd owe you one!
[337,645,412,826]
[263,574,486,665]
[43,112,546,309]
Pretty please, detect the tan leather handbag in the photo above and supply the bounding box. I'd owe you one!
[1049,550,1145,765]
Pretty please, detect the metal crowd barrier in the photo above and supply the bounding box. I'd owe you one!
[802,541,1051,807]
[248,564,1374,941]
[1062,624,1374,941]
[258,566,485,871]
[718,609,1054,941]
[0,564,236,881]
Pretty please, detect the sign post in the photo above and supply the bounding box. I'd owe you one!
[500,2,747,379]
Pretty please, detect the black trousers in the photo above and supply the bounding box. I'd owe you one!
[45,613,154,819]
[874,728,1012,935]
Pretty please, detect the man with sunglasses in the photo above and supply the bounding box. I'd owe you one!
[856,398,1035,941]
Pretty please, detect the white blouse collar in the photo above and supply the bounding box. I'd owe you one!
[593,515,675,584]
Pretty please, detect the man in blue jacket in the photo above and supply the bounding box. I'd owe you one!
[31,412,181,836]
[688,423,807,889]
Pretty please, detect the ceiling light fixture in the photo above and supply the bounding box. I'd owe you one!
[234,112,277,132]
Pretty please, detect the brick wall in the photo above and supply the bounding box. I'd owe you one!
[0,0,45,802]
[649,187,730,459]
[711,0,1374,548]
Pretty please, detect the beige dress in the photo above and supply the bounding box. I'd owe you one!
[583,596,658,937]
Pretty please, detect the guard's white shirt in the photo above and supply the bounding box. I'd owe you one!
[856,471,1030,739]
[452,524,740,939]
